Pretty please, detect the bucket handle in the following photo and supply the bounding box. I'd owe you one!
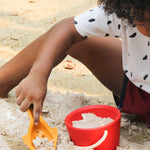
[76,130,108,149]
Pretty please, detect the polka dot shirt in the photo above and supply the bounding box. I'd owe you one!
[74,5,150,94]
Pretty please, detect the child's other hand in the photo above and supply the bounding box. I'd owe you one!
[16,71,47,125]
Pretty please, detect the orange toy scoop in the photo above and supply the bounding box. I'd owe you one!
[22,108,58,150]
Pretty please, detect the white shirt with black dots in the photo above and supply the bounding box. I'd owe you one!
[74,5,150,94]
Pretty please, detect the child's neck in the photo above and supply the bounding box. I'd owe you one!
[136,22,150,37]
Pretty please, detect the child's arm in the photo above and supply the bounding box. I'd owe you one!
[15,17,85,124]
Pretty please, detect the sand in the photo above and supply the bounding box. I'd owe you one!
[72,113,114,128]
[0,0,150,150]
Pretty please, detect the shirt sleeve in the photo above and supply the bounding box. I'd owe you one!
[74,5,123,38]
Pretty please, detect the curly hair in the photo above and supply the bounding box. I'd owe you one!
[97,0,150,25]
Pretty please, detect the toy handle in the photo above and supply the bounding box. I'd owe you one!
[76,130,108,149]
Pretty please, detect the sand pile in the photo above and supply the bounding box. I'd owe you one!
[0,90,150,150]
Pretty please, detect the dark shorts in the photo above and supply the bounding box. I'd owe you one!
[113,75,150,127]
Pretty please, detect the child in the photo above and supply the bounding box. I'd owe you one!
[0,0,150,126]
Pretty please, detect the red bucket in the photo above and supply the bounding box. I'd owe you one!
[65,105,121,150]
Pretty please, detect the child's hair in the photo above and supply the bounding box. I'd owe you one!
[97,0,150,25]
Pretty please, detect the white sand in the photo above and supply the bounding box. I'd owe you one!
[0,135,11,150]
[72,113,113,128]
[0,0,150,150]
[33,137,54,150]
[0,91,150,150]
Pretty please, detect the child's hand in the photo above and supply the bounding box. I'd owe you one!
[16,71,47,125]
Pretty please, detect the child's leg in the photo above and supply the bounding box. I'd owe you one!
[68,36,123,96]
